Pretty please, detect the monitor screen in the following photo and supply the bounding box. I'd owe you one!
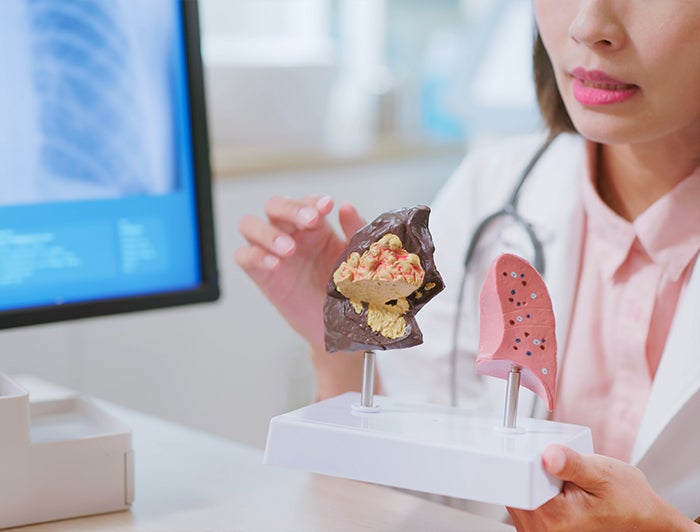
[0,0,219,330]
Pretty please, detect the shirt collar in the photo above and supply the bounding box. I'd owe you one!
[582,142,700,281]
[634,168,700,281]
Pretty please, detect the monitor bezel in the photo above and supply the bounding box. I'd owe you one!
[0,0,220,330]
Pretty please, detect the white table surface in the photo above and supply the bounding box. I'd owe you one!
[7,377,514,532]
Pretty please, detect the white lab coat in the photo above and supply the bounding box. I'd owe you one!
[378,132,700,518]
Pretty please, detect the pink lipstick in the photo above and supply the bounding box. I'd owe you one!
[571,68,639,105]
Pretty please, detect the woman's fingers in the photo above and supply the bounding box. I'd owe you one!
[303,194,334,215]
[234,244,280,275]
[542,445,611,494]
[239,194,339,263]
[238,214,297,258]
[265,195,334,233]
[338,201,366,239]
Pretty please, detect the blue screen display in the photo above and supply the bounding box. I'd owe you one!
[0,0,204,312]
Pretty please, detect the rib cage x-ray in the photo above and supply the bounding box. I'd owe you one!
[0,0,179,205]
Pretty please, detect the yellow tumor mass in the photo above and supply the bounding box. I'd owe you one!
[333,233,422,339]
[365,299,411,339]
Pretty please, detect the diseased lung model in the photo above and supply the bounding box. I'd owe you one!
[324,206,445,353]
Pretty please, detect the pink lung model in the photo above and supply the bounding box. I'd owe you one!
[476,253,557,411]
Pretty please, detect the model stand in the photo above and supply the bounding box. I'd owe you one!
[265,358,592,510]
[0,373,133,529]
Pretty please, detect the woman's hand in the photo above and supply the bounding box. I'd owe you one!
[235,195,365,355]
[507,445,698,531]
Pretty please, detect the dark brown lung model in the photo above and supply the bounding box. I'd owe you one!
[324,205,445,353]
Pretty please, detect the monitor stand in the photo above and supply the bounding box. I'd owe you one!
[0,372,133,528]
[264,392,593,510]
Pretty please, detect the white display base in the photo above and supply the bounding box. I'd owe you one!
[265,392,593,510]
[0,373,133,529]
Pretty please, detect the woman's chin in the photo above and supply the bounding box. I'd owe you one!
[568,117,649,145]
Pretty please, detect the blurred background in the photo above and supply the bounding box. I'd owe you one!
[202,0,540,173]
[0,0,542,449]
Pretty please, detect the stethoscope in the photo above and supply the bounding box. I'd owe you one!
[448,134,557,407]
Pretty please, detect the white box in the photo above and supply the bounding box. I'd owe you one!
[265,392,592,510]
[0,373,133,529]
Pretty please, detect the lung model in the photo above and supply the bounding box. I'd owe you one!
[324,206,444,353]
[476,253,557,411]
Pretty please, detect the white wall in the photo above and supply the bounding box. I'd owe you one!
[0,153,460,448]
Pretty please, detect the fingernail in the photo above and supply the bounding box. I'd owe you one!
[298,207,317,225]
[263,255,279,269]
[543,447,566,474]
[316,195,332,209]
[273,235,295,255]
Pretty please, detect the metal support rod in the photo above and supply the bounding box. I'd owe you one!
[503,365,521,429]
[361,350,376,408]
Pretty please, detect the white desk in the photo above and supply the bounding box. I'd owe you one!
[5,381,513,532]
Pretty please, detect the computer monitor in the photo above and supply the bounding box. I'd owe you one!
[0,0,219,330]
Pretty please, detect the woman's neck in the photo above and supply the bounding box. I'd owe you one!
[596,138,700,221]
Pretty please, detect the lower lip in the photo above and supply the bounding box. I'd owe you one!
[572,79,639,105]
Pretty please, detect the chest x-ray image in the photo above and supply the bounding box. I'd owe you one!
[0,0,181,205]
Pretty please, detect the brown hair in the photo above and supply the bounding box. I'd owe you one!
[533,31,576,135]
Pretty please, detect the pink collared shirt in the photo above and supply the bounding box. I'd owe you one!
[551,146,700,462]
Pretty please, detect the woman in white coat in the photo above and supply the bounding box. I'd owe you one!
[237,1,700,529]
